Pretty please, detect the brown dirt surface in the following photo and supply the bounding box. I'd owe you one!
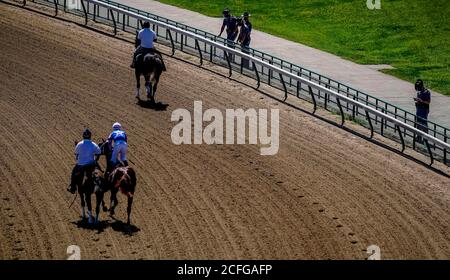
[0,1,449,259]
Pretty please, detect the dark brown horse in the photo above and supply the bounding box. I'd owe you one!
[135,52,164,103]
[98,140,137,225]
[72,142,104,224]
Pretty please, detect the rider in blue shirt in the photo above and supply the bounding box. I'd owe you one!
[108,122,129,167]
[130,21,166,71]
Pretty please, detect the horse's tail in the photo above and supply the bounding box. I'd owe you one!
[124,167,137,197]
[144,53,163,73]
[113,167,136,197]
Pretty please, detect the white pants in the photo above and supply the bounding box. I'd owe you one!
[111,142,128,164]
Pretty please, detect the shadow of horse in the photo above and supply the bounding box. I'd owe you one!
[110,218,141,235]
[71,217,140,235]
[136,98,169,111]
[71,219,109,234]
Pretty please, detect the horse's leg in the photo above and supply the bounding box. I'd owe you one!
[102,194,108,212]
[109,188,118,216]
[126,196,134,226]
[135,70,141,98]
[94,190,103,224]
[152,72,160,102]
[80,192,86,220]
[86,192,93,224]
[145,75,152,101]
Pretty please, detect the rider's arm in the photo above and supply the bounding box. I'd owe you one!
[94,144,101,161]
[135,31,142,48]
[74,143,80,161]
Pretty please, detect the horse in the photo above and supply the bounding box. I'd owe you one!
[73,162,104,224]
[98,140,137,225]
[135,51,164,103]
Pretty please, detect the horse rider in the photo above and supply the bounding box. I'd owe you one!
[130,21,166,71]
[67,129,101,194]
[108,122,128,168]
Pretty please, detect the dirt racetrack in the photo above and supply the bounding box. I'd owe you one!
[0,2,449,260]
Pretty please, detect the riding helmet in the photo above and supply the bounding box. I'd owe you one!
[143,21,150,28]
[112,122,122,130]
[82,128,92,139]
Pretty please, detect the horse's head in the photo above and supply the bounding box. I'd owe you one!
[92,168,105,193]
[98,138,112,157]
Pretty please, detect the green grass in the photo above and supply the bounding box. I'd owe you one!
[157,0,450,95]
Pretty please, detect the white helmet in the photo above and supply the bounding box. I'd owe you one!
[112,122,122,130]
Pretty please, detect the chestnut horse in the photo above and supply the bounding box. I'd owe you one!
[98,140,137,225]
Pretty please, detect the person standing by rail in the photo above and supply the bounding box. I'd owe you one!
[218,8,239,43]
[413,79,431,143]
[218,8,239,61]
[238,12,252,69]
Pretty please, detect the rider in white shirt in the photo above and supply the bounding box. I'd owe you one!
[130,21,166,71]
[67,129,101,194]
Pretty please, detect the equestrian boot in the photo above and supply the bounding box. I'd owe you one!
[66,184,77,194]
[130,54,136,68]
[123,160,129,167]
[67,165,79,194]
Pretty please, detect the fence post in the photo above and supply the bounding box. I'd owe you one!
[109,9,117,35]
[195,39,203,66]
[80,0,88,25]
[366,111,374,139]
[308,86,317,114]
[252,62,260,89]
[53,0,58,16]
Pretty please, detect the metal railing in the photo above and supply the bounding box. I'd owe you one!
[19,0,450,166]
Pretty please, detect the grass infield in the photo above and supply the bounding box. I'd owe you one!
[157,0,450,96]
